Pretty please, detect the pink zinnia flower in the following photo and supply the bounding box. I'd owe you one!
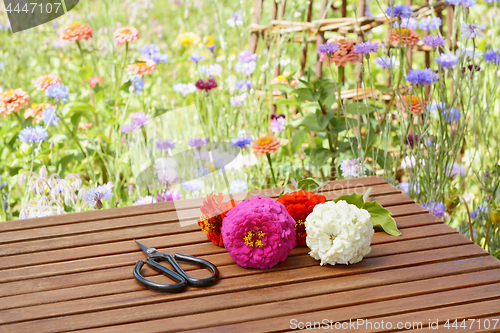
[221,196,296,269]
[113,26,140,45]
[89,76,103,88]
[34,74,62,91]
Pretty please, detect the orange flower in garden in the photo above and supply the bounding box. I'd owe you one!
[251,136,281,156]
[34,74,62,92]
[78,122,93,130]
[126,60,156,76]
[24,103,52,122]
[390,27,419,47]
[271,75,289,85]
[198,192,238,247]
[113,26,140,45]
[89,76,103,88]
[397,95,424,114]
[277,190,327,246]
[290,78,300,88]
[0,88,30,117]
[322,36,359,67]
[60,21,93,42]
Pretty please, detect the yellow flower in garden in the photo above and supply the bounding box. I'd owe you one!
[178,32,201,46]
[204,35,215,47]
[271,75,289,85]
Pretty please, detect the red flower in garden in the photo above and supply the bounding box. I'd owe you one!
[198,193,238,247]
[195,78,218,91]
[277,190,326,246]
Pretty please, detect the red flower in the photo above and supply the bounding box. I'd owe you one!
[277,190,326,246]
[198,193,238,246]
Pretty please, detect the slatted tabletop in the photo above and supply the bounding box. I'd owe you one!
[1,176,499,333]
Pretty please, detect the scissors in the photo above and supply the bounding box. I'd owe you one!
[133,240,220,293]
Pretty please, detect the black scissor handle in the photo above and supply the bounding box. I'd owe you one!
[133,259,187,293]
[169,253,220,287]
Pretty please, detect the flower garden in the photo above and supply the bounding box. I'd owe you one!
[0,0,499,260]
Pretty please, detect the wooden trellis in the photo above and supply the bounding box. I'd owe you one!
[249,0,453,101]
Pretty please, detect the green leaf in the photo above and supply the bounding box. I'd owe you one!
[374,85,392,93]
[297,178,322,192]
[307,147,334,167]
[272,83,293,93]
[344,102,377,115]
[362,201,402,236]
[290,113,323,132]
[293,87,316,102]
[315,108,335,129]
[301,102,321,113]
[79,65,94,81]
[273,98,299,106]
[333,192,364,209]
[279,186,296,197]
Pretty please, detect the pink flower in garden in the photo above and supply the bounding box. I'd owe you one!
[34,74,62,92]
[221,196,296,269]
[78,122,92,130]
[156,189,183,202]
[89,76,103,88]
[113,26,140,45]
[60,22,93,42]
[390,27,419,47]
[126,60,156,76]
[0,88,30,117]
[290,79,300,88]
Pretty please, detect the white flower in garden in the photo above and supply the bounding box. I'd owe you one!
[448,162,467,177]
[230,93,247,107]
[224,154,258,170]
[340,158,364,178]
[172,83,197,96]
[305,200,374,265]
[199,64,223,76]
[456,47,480,59]
[460,22,486,40]
[401,155,422,169]
[226,11,243,27]
[84,182,114,209]
[154,157,178,182]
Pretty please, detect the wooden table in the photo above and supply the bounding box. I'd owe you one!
[1,176,499,332]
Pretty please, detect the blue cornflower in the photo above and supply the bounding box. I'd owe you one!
[45,83,69,102]
[398,181,420,195]
[418,17,442,31]
[406,68,438,85]
[140,44,168,64]
[229,180,248,193]
[182,179,204,192]
[188,137,209,148]
[207,44,216,52]
[231,137,252,149]
[156,139,176,152]
[421,202,446,218]
[84,182,114,209]
[0,62,4,70]
[435,53,458,68]
[447,0,476,6]
[317,43,339,55]
[470,205,489,219]
[353,41,379,54]
[393,17,418,30]
[128,75,144,94]
[442,108,460,123]
[42,107,60,126]
[236,80,252,90]
[235,61,256,75]
[423,35,446,48]
[190,54,204,63]
[386,5,413,18]
[483,49,500,65]
[427,101,446,112]
[375,56,398,68]
[19,126,48,143]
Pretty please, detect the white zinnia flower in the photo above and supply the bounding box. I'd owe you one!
[460,22,486,40]
[305,200,374,265]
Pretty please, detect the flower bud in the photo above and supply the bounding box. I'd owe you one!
[352,2,357,12]
[96,199,103,210]
[445,195,460,214]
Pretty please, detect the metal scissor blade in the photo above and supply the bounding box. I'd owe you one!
[134,240,153,255]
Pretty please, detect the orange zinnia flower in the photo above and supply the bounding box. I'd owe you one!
[251,136,281,156]
[60,21,93,42]
[397,95,424,114]
[390,27,419,47]
[24,103,52,123]
[290,79,300,88]
[0,88,30,117]
[113,26,140,45]
[271,75,289,85]
[126,60,156,76]
[197,192,238,247]
[322,36,359,67]
[34,74,62,92]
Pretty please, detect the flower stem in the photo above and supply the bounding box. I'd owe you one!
[61,117,87,158]
[484,212,492,250]
[266,153,277,187]
[117,42,129,94]
[459,195,474,243]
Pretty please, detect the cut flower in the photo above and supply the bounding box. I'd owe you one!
[198,193,238,247]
